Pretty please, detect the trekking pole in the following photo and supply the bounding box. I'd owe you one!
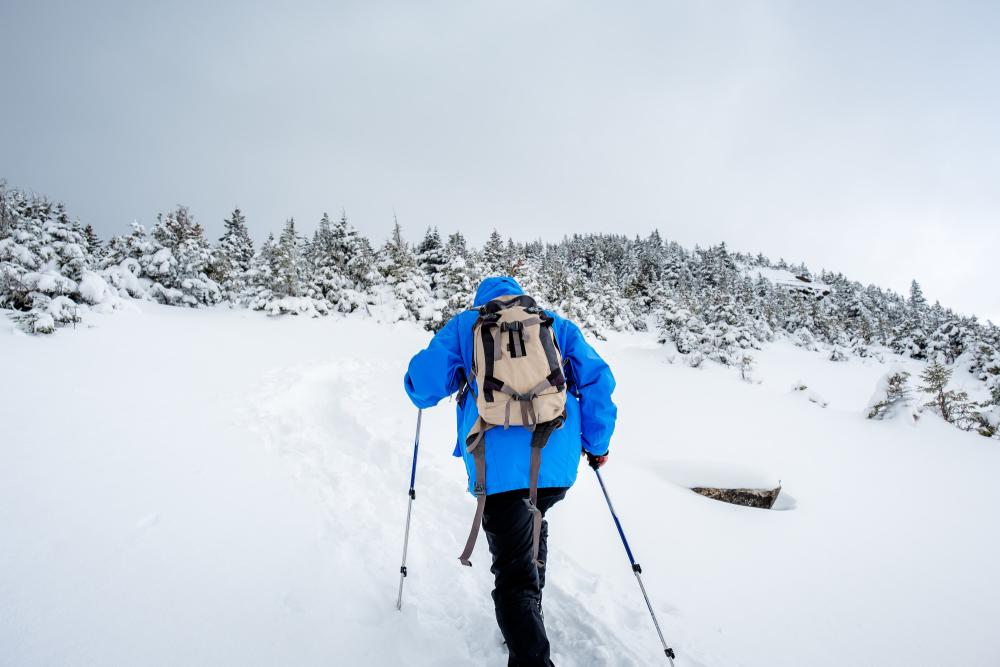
[593,467,676,665]
[396,408,423,611]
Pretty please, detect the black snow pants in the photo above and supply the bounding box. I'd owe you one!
[483,487,568,667]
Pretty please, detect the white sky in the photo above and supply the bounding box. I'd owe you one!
[1,1,998,323]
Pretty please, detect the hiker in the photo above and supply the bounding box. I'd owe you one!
[404,276,617,666]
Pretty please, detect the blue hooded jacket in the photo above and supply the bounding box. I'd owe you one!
[404,277,617,495]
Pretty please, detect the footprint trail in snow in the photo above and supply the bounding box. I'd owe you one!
[249,355,678,666]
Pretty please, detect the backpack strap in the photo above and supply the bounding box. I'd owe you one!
[495,378,554,430]
[459,418,489,567]
[537,314,565,389]
[480,294,538,314]
[477,315,500,400]
[500,320,527,358]
[455,368,475,408]
[459,415,563,570]
[525,416,563,568]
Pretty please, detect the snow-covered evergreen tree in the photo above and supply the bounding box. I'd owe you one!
[0,186,100,332]
[307,212,347,305]
[211,208,254,302]
[102,222,162,299]
[574,240,637,337]
[917,360,980,429]
[867,370,912,419]
[145,206,220,306]
[435,231,478,328]
[83,224,102,260]
[377,220,432,324]
[273,218,309,299]
[416,227,447,290]
[909,280,927,310]
[343,222,378,298]
[306,211,376,313]
[481,229,509,277]
[245,232,278,308]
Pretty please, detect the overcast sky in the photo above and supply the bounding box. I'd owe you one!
[2,1,998,322]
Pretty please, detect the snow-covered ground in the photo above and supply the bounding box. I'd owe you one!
[2,305,999,666]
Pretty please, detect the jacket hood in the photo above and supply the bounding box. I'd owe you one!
[473,276,524,307]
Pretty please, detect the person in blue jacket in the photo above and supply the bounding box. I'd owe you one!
[404,276,617,666]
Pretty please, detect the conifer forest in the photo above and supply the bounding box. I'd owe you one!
[2,182,997,439]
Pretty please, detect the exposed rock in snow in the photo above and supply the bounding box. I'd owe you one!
[691,485,782,509]
[746,265,832,299]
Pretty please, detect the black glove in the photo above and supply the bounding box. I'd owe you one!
[584,450,609,470]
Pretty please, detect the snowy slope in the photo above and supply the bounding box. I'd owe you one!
[2,305,999,667]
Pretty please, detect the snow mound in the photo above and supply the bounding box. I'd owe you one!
[261,296,330,317]
[656,460,779,491]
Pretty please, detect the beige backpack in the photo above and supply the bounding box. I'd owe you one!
[458,294,567,568]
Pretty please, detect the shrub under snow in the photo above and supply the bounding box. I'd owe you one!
[866,369,913,420]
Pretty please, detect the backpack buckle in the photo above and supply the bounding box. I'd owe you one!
[473,482,486,497]
[500,321,523,332]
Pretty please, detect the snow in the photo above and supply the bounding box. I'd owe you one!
[78,270,113,305]
[262,296,329,317]
[27,311,54,334]
[2,305,1000,666]
[745,265,832,296]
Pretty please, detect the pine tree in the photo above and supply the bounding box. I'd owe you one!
[971,342,1000,401]
[0,188,98,331]
[337,212,376,292]
[917,360,976,425]
[436,231,478,328]
[273,218,308,299]
[481,229,508,277]
[307,212,346,305]
[83,224,102,259]
[909,280,927,310]
[211,207,254,302]
[149,206,220,305]
[576,242,636,336]
[541,245,574,316]
[245,232,279,308]
[380,219,415,279]
[378,219,432,324]
[658,297,706,366]
[416,227,447,291]
[867,370,912,419]
[628,231,667,313]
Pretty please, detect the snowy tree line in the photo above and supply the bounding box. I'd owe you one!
[2,183,997,438]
